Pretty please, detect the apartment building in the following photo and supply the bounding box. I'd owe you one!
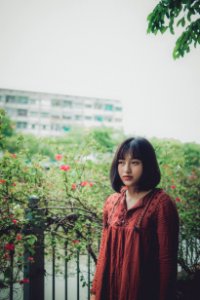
[0,88,123,136]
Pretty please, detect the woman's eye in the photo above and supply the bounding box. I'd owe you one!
[132,161,140,165]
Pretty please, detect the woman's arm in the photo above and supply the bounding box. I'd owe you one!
[156,194,179,300]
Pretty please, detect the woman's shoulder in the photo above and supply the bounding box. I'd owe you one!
[154,188,178,210]
[104,192,121,210]
[105,192,121,204]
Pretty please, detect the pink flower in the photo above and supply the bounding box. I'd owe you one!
[188,173,197,180]
[71,183,77,190]
[16,234,22,241]
[12,219,18,224]
[55,154,63,161]
[60,165,70,171]
[175,197,181,203]
[5,243,15,251]
[170,185,176,189]
[89,182,94,187]
[19,278,30,284]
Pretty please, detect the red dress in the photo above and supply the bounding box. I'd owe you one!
[91,187,179,300]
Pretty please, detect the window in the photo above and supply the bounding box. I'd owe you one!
[51,115,60,120]
[85,116,92,120]
[16,122,27,129]
[74,102,83,108]
[41,112,49,118]
[29,99,36,105]
[55,124,60,131]
[75,115,82,120]
[51,99,61,107]
[6,108,16,115]
[62,100,72,108]
[5,95,29,104]
[105,104,113,111]
[17,109,28,116]
[30,111,38,117]
[6,95,16,103]
[17,96,29,104]
[85,103,92,108]
[94,103,102,109]
[105,116,112,122]
[63,126,70,132]
[63,115,72,120]
[115,118,122,122]
[31,124,36,129]
[115,106,122,111]
[51,124,61,131]
[95,115,103,122]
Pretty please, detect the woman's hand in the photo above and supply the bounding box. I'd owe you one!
[90,294,96,300]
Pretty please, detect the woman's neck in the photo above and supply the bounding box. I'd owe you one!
[126,186,141,198]
[126,187,152,202]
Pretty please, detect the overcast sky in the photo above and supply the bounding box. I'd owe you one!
[0,0,199,143]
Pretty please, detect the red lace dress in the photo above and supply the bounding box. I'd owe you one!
[91,187,179,300]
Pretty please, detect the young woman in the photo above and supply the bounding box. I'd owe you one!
[90,137,179,300]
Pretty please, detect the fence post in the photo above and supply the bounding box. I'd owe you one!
[24,195,45,300]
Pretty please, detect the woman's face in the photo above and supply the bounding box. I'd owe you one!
[117,153,143,188]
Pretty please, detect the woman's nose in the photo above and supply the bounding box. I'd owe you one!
[124,163,131,172]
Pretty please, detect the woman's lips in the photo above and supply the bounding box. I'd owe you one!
[123,176,133,181]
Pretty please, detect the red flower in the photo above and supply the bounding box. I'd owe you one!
[3,253,10,260]
[81,181,93,187]
[175,197,181,203]
[11,153,17,158]
[12,219,18,224]
[81,181,89,187]
[5,243,15,251]
[71,183,77,190]
[12,182,16,186]
[27,256,34,262]
[19,278,30,284]
[170,185,176,189]
[0,179,6,184]
[72,239,80,244]
[60,165,70,171]
[16,234,22,241]
[55,154,63,161]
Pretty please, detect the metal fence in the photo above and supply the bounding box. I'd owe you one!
[1,196,200,300]
[1,196,100,300]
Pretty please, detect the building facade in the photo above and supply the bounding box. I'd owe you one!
[0,88,123,136]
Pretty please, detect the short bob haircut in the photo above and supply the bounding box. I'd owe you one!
[110,137,161,193]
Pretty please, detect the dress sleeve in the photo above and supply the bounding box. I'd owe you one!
[156,194,179,300]
[90,196,110,295]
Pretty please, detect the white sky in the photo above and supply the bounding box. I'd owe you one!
[0,0,199,143]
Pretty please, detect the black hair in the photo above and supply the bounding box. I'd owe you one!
[110,137,161,193]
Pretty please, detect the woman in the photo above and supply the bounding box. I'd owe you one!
[90,137,179,300]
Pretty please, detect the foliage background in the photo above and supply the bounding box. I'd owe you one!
[0,109,200,298]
